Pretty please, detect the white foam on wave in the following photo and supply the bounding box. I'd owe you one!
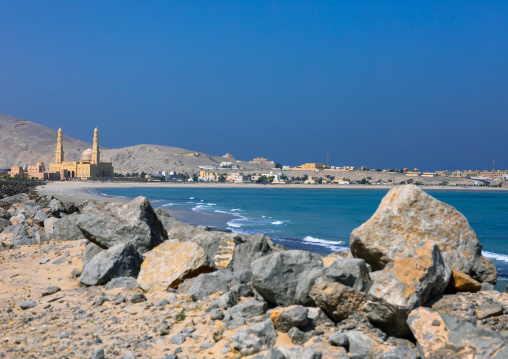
[214,210,229,214]
[231,209,242,212]
[192,204,207,212]
[161,203,175,207]
[227,214,249,228]
[190,197,195,199]
[483,251,508,263]
[272,221,284,225]
[262,215,266,218]
[207,203,217,206]
[303,236,346,251]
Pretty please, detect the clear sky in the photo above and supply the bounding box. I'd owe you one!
[1,1,507,171]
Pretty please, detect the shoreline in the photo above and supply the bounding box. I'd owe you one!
[36,181,508,204]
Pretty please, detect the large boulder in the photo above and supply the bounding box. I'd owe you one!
[350,185,497,283]
[323,258,372,293]
[79,243,142,286]
[52,213,83,241]
[186,270,235,300]
[408,307,508,358]
[251,250,323,306]
[0,218,11,232]
[309,277,365,323]
[363,243,451,337]
[137,240,214,292]
[76,196,167,255]
[232,319,277,356]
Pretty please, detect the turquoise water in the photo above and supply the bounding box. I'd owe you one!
[93,187,508,290]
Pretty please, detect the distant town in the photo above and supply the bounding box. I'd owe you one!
[1,130,507,188]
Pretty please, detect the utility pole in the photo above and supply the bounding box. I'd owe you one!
[493,160,495,172]
[327,151,330,167]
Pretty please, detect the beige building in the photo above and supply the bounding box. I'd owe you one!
[292,163,329,171]
[49,128,114,179]
[251,157,274,164]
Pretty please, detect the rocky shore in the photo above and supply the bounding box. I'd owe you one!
[0,185,507,358]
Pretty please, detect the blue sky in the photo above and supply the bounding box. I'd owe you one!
[0,1,507,170]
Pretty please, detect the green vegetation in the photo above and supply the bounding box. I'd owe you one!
[176,308,186,321]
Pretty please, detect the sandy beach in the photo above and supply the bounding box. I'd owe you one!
[36,181,508,205]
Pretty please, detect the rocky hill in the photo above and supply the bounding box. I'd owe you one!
[0,112,91,169]
[0,112,270,174]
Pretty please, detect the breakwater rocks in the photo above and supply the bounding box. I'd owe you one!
[0,184,507,358]
[0,179,43,200]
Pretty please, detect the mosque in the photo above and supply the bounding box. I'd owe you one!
[49,127,114,179]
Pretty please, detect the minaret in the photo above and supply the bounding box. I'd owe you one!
[92,127,100,164]
[55,128,64,164]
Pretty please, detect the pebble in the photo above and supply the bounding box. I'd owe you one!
[130,293,147,304]
[19,301,37,310]
[52,257,68,265]
[90,347,105,359]
[41,286,61,297]
[170,334,186,345]
[39,258,50,264]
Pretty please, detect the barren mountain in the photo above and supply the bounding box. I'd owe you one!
[0,112,92,169]
[0,112,270,174]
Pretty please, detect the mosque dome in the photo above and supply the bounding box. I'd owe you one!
[82,148,93,160]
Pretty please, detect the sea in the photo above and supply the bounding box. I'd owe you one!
[91,187,508,291]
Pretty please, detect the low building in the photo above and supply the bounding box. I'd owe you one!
[292,163,329,171]
[230,172,249,183]
[422,172,437,177]
[435,170,451,177]
[223,153,234,160]
[406,171,422,177]
[251,157,274,165]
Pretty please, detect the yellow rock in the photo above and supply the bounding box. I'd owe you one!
[137,240,213,292]
[448,268,481,293]
[213,237,234,269]
[270,308,283,326]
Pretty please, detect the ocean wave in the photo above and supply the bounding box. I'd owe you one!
[161,203,175,207]
[207,203,217,206]
[483,251,508,263]
[214,210,230,214]
[272,221,284,225]
[189,197,195,199]
[302,236,346,251]
[192,204,207,212]
[231,209,242,212]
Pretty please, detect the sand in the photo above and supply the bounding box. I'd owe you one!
[36,181,508,205]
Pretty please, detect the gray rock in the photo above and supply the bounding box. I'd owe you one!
[14,202,40,219]
[19,301,37,310]
[155,321,171,336]
[76,196,167,255]
[170,333,186,345]
[231,233,282,271]
[273,305,309,333]
[167,293,177,304]
[210,308,224,321]
[83,242,104,268]
[0,218,11,232]
[225,317,246,329]
[0,208,11,220]
[294,267,325,306]
[481,282,495,291]
[42,286,61,297]
[57,331,70,339]
[52,213,83,241]
[130,292,147,303]
[121,351,136,359]
[43,217,59,233]
[230,283,254,300]
[71,268,81,277]
[279,346,323,359]
[345,331,382,358]
[2,224,30,242]
[251,250,323,306]
[328,332,349,347]
[363,243,451,337]
[156,299,169,307]
[350,185,497,283]
[187,270,235,300]
[287,327,312,345]
[40,258,50,264]
[40,293,65,304]
[226,299,269,320]
[307,307,333,327]
[33,210,48,226]
[266,347,287,359]
[52,257,68,265]
[408,307,508,358]
[105,277,139,290]
[90,348,105,359]
[380,346,419,359]
[48,198,66,215]
[218,291,237,309]
[79,243,142,286]
[232,319,277,356]
[323,258,372,293]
